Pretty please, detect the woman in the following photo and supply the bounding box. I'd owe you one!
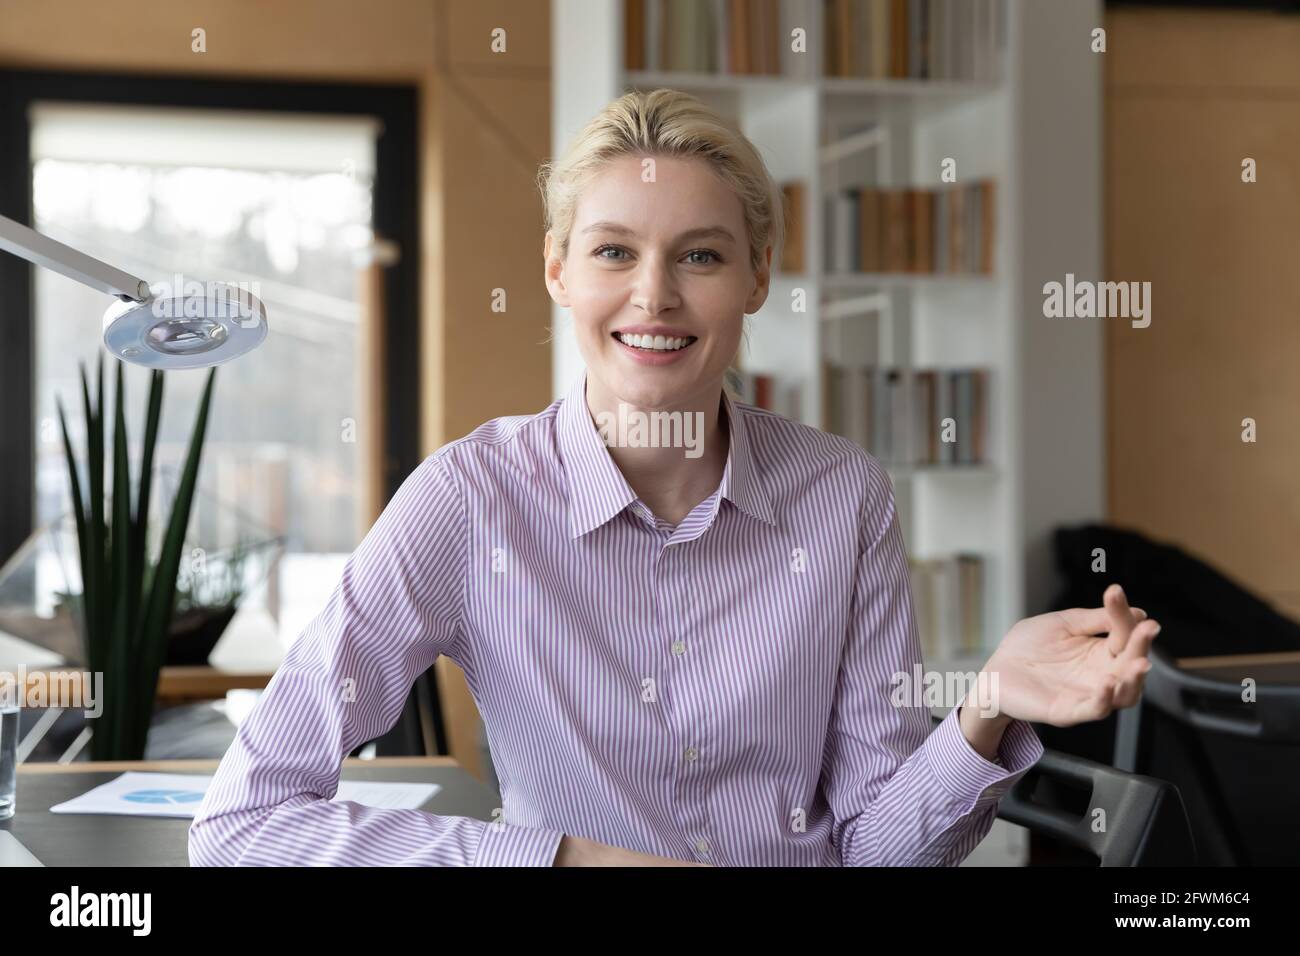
[189,89,1159,867]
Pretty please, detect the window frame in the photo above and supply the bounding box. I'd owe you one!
[0,67,439,755]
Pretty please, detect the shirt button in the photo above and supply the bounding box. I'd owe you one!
[671,639,686,656]
[694,838,710,856]
[683,746,698,763]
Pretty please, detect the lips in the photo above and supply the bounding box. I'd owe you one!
[611,330,698,365]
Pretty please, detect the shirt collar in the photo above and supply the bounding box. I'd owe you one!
[556,367,776,539]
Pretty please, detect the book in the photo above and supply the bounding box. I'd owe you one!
[781,181,807,273]
[824,180,995,275]
[911,189,933,272]
[858,187,883,272]
[908,552,986,658]
[882,189,910,272]
[820,363,987,466]
[890,0,909,77]
[630,0,1004,80]
[626,0,647,70]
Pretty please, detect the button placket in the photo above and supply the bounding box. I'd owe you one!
[659,546,708,852]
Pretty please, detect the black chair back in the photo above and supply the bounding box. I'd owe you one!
[1114,645,1300,865]
[997,745,1197,866]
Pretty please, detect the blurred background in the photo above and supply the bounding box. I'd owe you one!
[1,0,1298,867]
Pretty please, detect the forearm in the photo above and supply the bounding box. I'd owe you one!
[190,796,561,867]
[957,701,1013,763]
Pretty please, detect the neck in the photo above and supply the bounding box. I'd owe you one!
[584,373,729,526]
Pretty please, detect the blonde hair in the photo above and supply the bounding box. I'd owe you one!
[536,88,784,278]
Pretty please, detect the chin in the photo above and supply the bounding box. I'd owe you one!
[616,368,719,409]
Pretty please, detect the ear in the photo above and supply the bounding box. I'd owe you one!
[543,232,571,307]
[745,243,773,314]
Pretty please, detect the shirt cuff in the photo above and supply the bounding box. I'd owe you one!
[924,706,1045,815]
[472,821,566,866]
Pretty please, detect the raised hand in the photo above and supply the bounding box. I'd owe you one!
[972,583,1161,727]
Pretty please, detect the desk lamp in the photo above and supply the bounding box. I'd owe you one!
[0,212,267,369]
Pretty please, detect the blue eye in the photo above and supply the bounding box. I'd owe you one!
[591,245,723,265]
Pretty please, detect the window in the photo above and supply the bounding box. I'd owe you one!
[28,102,382,657]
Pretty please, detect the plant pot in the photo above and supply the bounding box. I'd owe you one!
[165,604,238,666]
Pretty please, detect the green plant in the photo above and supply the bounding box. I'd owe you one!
[56,354,217,761]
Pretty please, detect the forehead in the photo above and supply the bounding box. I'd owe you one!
[574,154,745,237]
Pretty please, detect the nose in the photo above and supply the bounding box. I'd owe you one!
[628,253,680,316]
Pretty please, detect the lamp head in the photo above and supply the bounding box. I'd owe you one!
[102,281,268,370]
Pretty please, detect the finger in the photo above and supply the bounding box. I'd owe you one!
[1056,599,1148,638]
[1104,584,1136,656]
[1121,618,1162,662]
[1056,606,1113,635]
[1086,674,1120,722]
[1113,659,1151,709]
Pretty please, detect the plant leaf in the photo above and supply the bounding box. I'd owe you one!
[109,359,132,757]
[55,394,91,671]
[133,366,218,756]
[131,370,164,650]
[80,357,104,680]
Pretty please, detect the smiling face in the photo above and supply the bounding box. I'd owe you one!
[545,153,772,414]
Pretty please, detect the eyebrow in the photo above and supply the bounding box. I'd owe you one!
[581,221,738,244]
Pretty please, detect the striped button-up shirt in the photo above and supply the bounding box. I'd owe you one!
[189,368,1043,866]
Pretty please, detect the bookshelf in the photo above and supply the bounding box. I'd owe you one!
[551,0,1104,717]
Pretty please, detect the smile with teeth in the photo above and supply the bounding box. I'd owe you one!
[613,331,698,352]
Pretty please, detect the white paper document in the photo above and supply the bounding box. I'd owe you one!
[48,772,441,818]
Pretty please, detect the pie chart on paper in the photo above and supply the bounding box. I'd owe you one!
[48,771,440,818]
[122,788,206,805]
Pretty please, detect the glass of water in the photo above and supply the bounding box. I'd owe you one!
[0,675,18,819]
[0,708,18,820]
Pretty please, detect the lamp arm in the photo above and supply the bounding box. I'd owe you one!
[0,212,151,302]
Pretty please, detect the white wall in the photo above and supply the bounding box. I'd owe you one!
[1013,0,1106,615]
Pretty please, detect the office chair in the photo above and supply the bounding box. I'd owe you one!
[930,713,1196,865]
[1113,644,1300,866]
[997,745,1197,865]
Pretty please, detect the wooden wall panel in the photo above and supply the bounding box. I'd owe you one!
[1107,8,1300,619]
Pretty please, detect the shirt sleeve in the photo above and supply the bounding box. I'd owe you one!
[819,458,1045,866]
[188,452,565,867]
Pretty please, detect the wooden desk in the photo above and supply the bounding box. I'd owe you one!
[154,666,274,703]
[2,757,499,866]
[19,666,275,706]
[1176,650,1300,684]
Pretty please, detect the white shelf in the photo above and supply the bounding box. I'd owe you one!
[627,69,1001,98]
[817,77,1002,97]
[820,272,999,291]
[625,70,806,92]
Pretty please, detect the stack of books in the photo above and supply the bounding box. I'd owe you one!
[908,552,986,660]
[623,0,812,76]
[821,364,987,465]
[824,0,1005,81]
[825,181,996,275]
